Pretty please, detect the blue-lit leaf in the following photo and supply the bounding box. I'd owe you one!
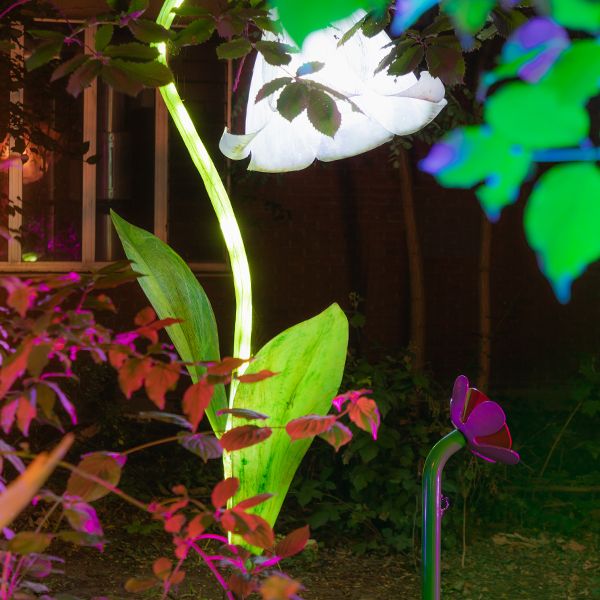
[524,163,600,303]
[391,0,439,34]
[420,126,532,220]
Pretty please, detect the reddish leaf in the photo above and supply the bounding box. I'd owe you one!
[182,381,214,431]
[216,408,269,420]
[319,421,353,452]
[236,370,278,383]
[5,279,37,317]
[144,362,180,409]
[108,346,129,369]
[118,357,152,399]
[177,432,222,462]
[165,513,186,533]
[137,318,182,344]
[207,357,248,376]
[134,306,156,326]
[16,395,36,436]
[0,339,34,400]
[260,573,302,600]
[211,477,239,509]
[348,397,381,440]
[240,512,275,549]
[229,573,256,598]
[169,569,185,585]
[124,578,158,593]
[82,293,116,312]
[186,512,212,539]
[152,556,172,581]
[274,525,310,559]
[220,425,272,451]
[285,414,336,441]
[235,493,273,511]
[66,452,125,502]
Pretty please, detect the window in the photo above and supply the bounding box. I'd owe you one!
[1,24,227,273]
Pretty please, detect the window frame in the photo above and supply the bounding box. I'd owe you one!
[2,23,228,275]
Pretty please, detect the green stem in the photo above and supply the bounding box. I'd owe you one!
[422,429,466,600]
[155,0,253,411]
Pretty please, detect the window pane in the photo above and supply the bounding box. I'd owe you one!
[95,83,155,261]
[21,31,83,262]
[168,40,226,263]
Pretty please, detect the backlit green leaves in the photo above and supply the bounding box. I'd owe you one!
[230,304,348,535]
[524,164,600,303]
[110,212,227,433]
[270,0,389,46]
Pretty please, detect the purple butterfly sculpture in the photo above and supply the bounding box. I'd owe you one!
[450,375,520,465]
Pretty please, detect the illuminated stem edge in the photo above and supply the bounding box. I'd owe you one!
[155,0,252,410]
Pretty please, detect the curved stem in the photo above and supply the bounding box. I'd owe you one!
[421,429,466,600]
[155,0,253,410]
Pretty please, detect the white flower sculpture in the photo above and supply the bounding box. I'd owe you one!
[219,10,448,173]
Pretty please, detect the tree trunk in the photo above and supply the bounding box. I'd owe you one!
[477,213,492,391]
[399,148,426,371]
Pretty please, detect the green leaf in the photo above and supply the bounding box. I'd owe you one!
[25,40,63,71]
[66,59,102,97]
[28,29,65,40]
[271,0,389,46]
[110,211,227,432]
[307,89,341,137]
[103,42,159,60]
[423,14,454,36]
[95,24,114,51]
[128,0,149,14]
[128,19,173,43]
[50,54,88,82]
[425,36,465,85]
[544,0,600,33]
[485,81,589,150]
[255,77,293,102]
[276,82,309,121]
[337,14,367,46]
[388,44,424,76]
[175,18,215,46]
[8,532,52,554]
[107,58,173,87]
[216,37,252,60]
[231,304,348,536]
[441,0,495,34]
[254,40,293,66]
[361,10,390,37]
[524,163,600,303]
[100,64,144,96]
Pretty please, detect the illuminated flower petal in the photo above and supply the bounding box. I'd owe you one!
[220,10,447,173]
[448,375,519,465]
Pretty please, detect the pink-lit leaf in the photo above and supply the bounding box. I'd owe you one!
[42,381,77,425]
[165,513,185,533]
[319,421,352,451]
[212,477,240,509]
[118,357,152,399]
[216,408,269,420]
[219,425,272,451]
[16,395,36,436]
[1,400,17,434]
[63,499,103,536]
[134,306,156,326]
[207,357,248,376]
[0,339,34,400]
[274,524,310,559]
[285,414,336,441]
[177,432,222,462]
[348,397,381,440]
[182,381,214,431]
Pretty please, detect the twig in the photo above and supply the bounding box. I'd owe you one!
[538,399,583,479]
[0,0,31,21]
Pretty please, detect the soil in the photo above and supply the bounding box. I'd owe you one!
[47,528,599,600]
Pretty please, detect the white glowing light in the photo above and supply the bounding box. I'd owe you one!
[220,10,447,172]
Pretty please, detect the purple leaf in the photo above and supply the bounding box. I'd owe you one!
[450,375,468,428]
[463,401,506,438]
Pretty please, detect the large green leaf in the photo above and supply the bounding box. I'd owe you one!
[110,211,227,432]
[230,304,348,535]
[524,163,600,303]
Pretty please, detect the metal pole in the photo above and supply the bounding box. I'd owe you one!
[422,429,466,600]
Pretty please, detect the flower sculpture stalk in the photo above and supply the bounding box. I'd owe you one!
[155,0,252,403]
[422,375,519,600]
